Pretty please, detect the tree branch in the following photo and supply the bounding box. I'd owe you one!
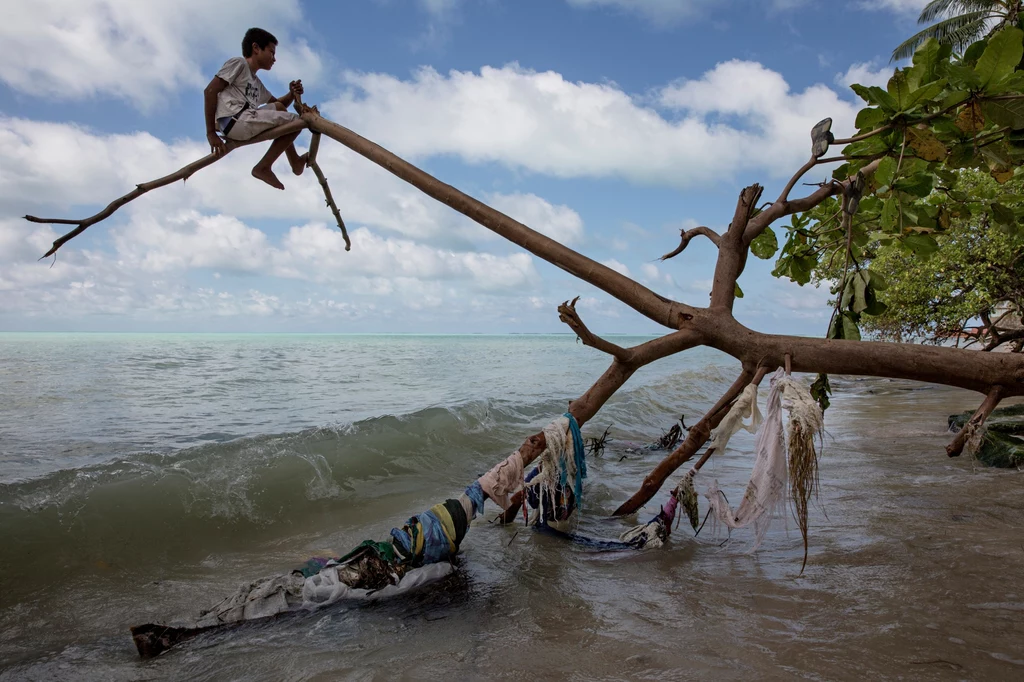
[496,328,704,524]
[613,364,758,516]
[26,120,309,258]
[306,132,351,251]
[558,296,630,361]
[946,386,1003,457]
[703,314,1024,396]
[302,110,698,332]
[743,159,882,245]
[777,156,817,205]
[709,184,762,310]
[660,225,721,261]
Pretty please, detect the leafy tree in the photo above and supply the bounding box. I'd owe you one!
[893,1,1024,62]
[848,170,1023,351]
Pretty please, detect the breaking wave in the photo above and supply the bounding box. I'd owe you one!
[0,366,736,593]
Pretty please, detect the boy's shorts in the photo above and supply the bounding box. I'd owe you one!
[223,106,299,141]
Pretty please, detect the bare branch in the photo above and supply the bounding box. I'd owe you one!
[660,225,721,261]
[498,328,703,524]
[306,133,351,251]
[777,156,817,205]
[743,158,882,244]
[558,296,630,361]
[27,119,309,258]
[613,364,757,516]
[709,184,762,310]
[946,386,1003,457]
[705,314,1024,396]
[304,111,698,331]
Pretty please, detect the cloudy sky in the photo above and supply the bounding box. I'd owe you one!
[0,0,928,333]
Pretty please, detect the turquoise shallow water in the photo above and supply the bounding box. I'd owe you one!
[0,333,1021,680]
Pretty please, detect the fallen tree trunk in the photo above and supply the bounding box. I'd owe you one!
[26,105,1024,517]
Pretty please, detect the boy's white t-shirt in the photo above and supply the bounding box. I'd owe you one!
[214,57,272,125]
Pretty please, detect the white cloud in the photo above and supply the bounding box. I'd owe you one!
[326,61,859,188]
[836,62,893,90]
[641,263,660,280]
[0,0,315,109]
[601,258,631,277]
[658,59,858,172]
[1,210,542,324]
[485,193,585,245]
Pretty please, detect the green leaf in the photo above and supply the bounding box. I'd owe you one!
[963,38,989,66]
[975,27,1024,90]
[789,256,814,285]
[750,226,778,260]
[904,233,940,256]
[981,144,1012,171]
[867,269,888,292]
[904,79,947,111]
[893,172,934,197]
[734,283,744,299]
[991,202,1016,225]
[986,70,1024,95]
[809,373,832,413]
[909,38,941,88]
[855,107,887,132]
[851,84,898,112]
[947,142,978,168]
[888,70,912,110]
[881,197,899,232]
[982,98,1024,130]
[852,271,869,314]
[943,64,982,91]
[842,313,862,341]
[863,287,888,316]
[875,156,898,187]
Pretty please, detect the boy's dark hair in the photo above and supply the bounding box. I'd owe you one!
[242,28,278,57]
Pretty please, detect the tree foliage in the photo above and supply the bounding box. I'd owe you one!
[760,28,1024,353]
[856,170,1023,350]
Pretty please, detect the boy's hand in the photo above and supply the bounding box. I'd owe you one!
[207,131,227,157]
[289,80,304,97]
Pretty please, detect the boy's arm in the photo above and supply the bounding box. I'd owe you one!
[268,80,304,109]
[204,76,228,157]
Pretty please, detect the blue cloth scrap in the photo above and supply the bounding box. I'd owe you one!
[418,510,453,565]
[390,526,414,561]
[535,524,635,551]
[464,480,485,518]
[564,412,587,506]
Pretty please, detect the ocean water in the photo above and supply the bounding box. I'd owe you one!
[0,333,1021,680]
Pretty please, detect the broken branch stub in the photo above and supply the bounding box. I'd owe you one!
[558,296,630,361]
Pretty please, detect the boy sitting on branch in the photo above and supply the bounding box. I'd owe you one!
[205,27,307,190]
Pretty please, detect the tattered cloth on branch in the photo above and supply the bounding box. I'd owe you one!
[711,382,763,453]
[705,369,824,555]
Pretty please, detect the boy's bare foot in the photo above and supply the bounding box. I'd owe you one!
[252,166,284,190]
[290,153,309,176]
